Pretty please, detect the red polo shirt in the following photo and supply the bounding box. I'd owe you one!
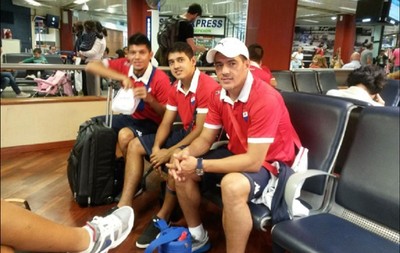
[167,69,219,131]
[204,72,297,174]
[250,66,272,85]
[106,58,171,124]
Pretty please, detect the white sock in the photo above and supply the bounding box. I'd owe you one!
[80,224,96,253]
[189,224,205,240]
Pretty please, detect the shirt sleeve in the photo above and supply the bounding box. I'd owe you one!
[166,85,178,111]
[152,71,171,106]
[204,89,223,129]
[247,93,281,143]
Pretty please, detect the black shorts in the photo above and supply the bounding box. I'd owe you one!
[92,114,159,136]
[138,129,188,156]
[200,146,271,201]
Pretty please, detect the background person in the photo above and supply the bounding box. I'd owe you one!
[290,46,304,70]
[247,43,276,87]
[391,45,400,72]
[79,21,107,96]
[45,46,58,55]
[20,48,48,79]
[1,44,31,98]
[342,52,361,69]
[360,42,373,66]
[327,65,386,106]
[309,54,328,68]
[155,3,206,66]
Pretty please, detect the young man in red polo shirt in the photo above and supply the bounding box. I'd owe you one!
[114,42,219,249]
[86,33,171,158]
[247,43,277,87]
[168,38,298,252]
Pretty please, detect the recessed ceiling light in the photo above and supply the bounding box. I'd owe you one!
[213,1,233,5]
[339,7,356,11]
[331,16,337,20]
[304,19,319,23]
[25,0,41,6]
[300,0,322,5]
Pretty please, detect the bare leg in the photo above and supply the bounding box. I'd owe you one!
[221,173,252,253]
[156,177,177,220]
[1,200,89,252]
[175,175,202,227]
[117,138,147,207]
[118,127,135,158]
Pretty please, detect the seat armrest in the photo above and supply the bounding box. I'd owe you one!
[210,140,228,150]
[285,170,337,218]
[248,202,271,232]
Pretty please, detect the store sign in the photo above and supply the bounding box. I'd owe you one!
[193,17,226,36]
[160,16,226,37]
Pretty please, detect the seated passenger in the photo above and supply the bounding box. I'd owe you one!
[247,43,277,87]
[1,72,31,98]
[309,54,328,68]
[86,33,171,159]
[327,65,386,106]
[45,46,58,55]
[115,42,219,249]
[342,52,361,70]
[1,199,133,253]
[168,38,299,252]
[20,48,48,79]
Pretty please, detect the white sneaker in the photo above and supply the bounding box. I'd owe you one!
[192,231,211,253]
[83,206,134,253]
[25,74,36,80]
[16,92,31,98]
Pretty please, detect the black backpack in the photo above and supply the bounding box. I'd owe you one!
[157,16,184,49]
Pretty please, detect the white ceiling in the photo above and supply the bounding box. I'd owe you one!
[10,0,400,33]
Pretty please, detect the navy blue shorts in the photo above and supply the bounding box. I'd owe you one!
[138,129,188,156]
[200,146,271,201]
[92,114,159,137]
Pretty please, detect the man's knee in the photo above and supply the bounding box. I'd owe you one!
[118,127,134,144]
[127,137,145,155]
[221,173,250,202]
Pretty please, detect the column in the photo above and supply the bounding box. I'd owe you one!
[246,0,298,70]
[334,14,356,63]
[127,0,149,36]
[60,9,73,51]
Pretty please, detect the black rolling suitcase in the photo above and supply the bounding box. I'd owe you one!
[67,85,123,206]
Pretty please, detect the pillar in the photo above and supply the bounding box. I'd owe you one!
[127,0,149,36]
[60,9,73,51]
[246,0,298,70]
[334,14,356,63]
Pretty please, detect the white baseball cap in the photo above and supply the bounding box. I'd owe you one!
[206,37,249,63]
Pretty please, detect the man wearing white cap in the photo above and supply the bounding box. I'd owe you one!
[168,37,299,252]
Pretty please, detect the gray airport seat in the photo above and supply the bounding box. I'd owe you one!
[272,106,400,253]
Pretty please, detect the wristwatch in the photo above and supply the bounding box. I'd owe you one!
[196,158,204,176]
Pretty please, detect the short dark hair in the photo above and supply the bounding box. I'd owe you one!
[346,65,386,94]
[188,3,202,16]
[248,43,264,63]
[33,48,42,54]
[168,42,194,60]
[128,33,151,51]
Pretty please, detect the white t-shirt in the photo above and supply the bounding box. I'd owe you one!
[291,52,303,69]
[326,86,383,106]
[342,60,361,69]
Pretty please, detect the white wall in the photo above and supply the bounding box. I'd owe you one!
[1,100,107,148]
